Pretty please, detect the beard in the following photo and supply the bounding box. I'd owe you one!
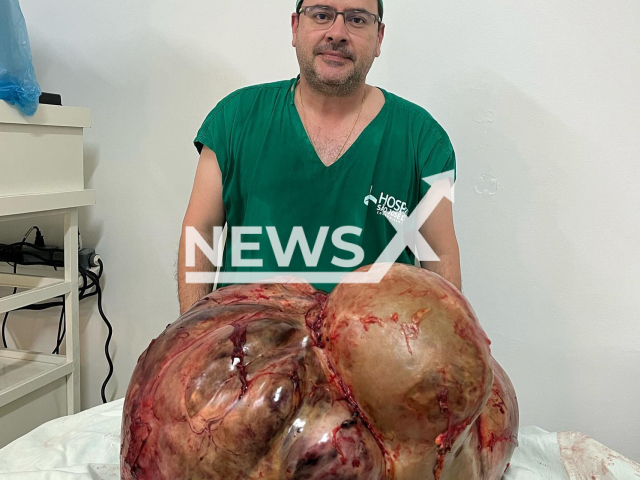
[296,41,376,97]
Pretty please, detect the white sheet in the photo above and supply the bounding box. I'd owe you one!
[0,398,638,480]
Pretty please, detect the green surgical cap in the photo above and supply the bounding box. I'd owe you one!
[295,0,384,20]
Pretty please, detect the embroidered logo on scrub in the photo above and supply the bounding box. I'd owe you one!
[364,185,408,224]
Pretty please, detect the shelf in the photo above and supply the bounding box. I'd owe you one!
[0,351,72,409]
[0,190,95,219]
[0,274,71,314]
[0,103,89,433]
[0,102,91,128]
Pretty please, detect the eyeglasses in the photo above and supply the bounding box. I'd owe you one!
[298,6,381,34]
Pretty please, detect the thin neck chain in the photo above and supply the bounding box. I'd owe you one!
[298,81,367,166]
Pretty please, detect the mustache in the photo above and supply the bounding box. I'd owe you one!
[315,46,354,60]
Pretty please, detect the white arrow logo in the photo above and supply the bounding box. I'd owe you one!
[339,170,455,284]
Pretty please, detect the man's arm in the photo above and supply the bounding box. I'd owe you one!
[177,145,226,314]
[418,198,462,291]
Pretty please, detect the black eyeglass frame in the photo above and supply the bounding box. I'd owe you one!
[297,5,383,29]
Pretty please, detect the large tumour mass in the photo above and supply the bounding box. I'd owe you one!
[120,263,519,480]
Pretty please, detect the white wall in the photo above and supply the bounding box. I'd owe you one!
[4,0,638,462]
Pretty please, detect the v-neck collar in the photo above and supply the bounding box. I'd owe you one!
[288,75,389,169]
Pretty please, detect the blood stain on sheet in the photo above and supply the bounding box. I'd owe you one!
[558,431,640,480]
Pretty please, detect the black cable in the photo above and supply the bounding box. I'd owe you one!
[0,239,59,271]
[2,234,112,403]
[48,264,111,402]
[52,297,65,355]
[2,249,59,266]
[1,261,18,348]
[52,270,92,354]
[84,260,113,404]
[3,267,100,355]
[0,240,61,252]
[4,260,101,311]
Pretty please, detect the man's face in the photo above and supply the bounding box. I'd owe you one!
[292,0,385,97]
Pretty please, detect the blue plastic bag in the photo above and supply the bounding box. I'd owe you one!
[0,0,41,116]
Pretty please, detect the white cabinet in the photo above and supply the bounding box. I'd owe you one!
[0,102,95,446]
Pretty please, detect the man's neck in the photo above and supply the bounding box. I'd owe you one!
[297,76,368,122]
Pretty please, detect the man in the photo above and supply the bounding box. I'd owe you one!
[177,0,460,315]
